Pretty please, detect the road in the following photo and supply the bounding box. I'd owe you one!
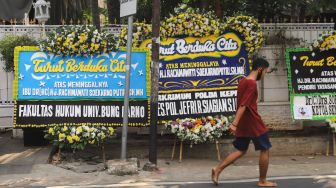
[47,176,336,188]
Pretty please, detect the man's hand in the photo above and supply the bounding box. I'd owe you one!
[229,123,237,135]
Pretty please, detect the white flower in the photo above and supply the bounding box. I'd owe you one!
[71,127,76,134]
[180,4,187,9]
[91,132,96,138]
[83,126,89,131]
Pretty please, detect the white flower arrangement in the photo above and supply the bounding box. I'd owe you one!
[39,25,118,56]
[224,16,264,54]
[119,22,152,48]
[310,31,336,51]
[326,118,336,133]
[160,3,222,39]
[165,116,230,144]
[45,125,115,151]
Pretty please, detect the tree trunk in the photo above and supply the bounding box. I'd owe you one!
[91,0,100,30]
[49,0,56,24]
[107,0,120,24]
[201,0,209,9]
[149,0,160,165]
[214,0,223,20]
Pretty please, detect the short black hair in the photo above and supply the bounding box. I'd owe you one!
[252,58,269,70]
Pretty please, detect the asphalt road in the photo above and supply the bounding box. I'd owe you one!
[47,176,336,188]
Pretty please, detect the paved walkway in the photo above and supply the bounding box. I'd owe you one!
[1,131,336,187]
[47,177,336,188]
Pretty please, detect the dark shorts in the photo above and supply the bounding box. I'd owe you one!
[233,132,272,151]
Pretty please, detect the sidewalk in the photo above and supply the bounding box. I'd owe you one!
[1,131,336,187]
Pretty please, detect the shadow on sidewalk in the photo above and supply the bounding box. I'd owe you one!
[0,131,50,175]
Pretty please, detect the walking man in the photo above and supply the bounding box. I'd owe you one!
[212,58,277,187]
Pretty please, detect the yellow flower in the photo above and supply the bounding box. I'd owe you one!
[94,44,99,50]
[59,133,66,141]
[76,126,83,134]
[108,127,114,135]
[79,33,87,43]
[62,126,68,132]
[89,140,95,144]
[101,133,106,140]
[67,135,73,143]
[89,128,94,132]
[48,127,54,135]
[72,135,80,142]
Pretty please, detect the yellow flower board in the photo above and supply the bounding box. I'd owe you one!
[141,32,251,120]
[13,46,151,128]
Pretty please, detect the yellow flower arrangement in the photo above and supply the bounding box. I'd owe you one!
[224,16,264,54]
[160,3,222,39]
[311,31,336,51]
[165,116,230,144]
[45,125,116,151]
[119,22,152,48]
[326,118,336,133]
[39,25,118,56]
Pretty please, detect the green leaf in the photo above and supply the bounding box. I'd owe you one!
[0,35,37,72]
[59,143,65,148]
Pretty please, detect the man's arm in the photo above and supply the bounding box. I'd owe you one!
[229,105,246,134]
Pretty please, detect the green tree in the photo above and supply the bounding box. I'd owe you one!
[0,35,37,72]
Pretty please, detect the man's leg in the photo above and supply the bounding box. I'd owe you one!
[252,133,277,187]
[258,150,277,187]
[212,150,246,185]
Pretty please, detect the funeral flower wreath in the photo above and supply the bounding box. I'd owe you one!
[118,22,152,48]
[39,25,118,56]
[164,116,230,144]
[45,125,115,151]
[311,31,336,51]
[224,15,264,54]
[160,4,222,39]
[118,4,263,55]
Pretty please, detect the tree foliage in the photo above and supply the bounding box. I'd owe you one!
[0,35,37,72]
[115,0,336,23]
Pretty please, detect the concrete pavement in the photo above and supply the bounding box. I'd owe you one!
[1,131,336,187]
[47,177,336,188]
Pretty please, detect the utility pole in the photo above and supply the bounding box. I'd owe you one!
[149,0,160,165]
[119,0,137,160]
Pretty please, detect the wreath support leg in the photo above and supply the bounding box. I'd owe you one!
[102,144,107,168]
[326,127,330,156]
[179,140,183,163]
[216,140,221,161]
[333,132,336,156]
[57,147,61,162]
[171,139,176,160]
